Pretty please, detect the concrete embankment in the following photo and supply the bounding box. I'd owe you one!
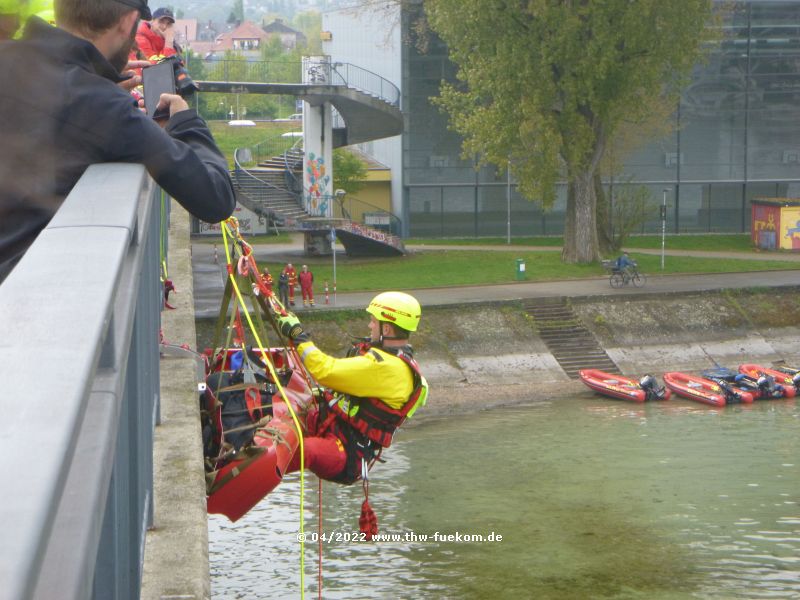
[197,287,800,420]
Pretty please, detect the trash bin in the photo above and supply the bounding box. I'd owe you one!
[515,258,526,281]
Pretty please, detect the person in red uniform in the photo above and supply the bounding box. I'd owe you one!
[285,262,298,306]
[135,6,178,64]
[298,264,314,307]
[278,292,428,484]
[260,267,273,292]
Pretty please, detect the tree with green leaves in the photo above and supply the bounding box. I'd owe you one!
[426,0,712,263]
[333,149,368,196]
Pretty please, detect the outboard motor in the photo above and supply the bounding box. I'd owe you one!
[639,374,667,401]
[639,374,656,390]
[756,374,781,399]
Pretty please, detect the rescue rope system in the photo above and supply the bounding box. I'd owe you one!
[217,218,313,598]
[207,218,407,598]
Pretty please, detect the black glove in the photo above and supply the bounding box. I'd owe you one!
[277,313,310,342]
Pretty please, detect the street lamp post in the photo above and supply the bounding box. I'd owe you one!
[506,162,511,245]
[330,227,337,305]
[661,188,669,271]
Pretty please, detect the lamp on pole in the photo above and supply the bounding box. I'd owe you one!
[506,161,511,245]
[332,189,346,305]
[329,227,337,305]
[661,188,669,271]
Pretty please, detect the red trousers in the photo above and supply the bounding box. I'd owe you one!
[301,284,314,303]
[285,408,347,480]
[285,433,347,479]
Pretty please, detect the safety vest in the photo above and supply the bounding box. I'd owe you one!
[328,344,428,448]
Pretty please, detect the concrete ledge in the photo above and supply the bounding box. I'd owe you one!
[141,205,210,600]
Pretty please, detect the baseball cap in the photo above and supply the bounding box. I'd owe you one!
[114,0,151,21]
[152,7,175,22]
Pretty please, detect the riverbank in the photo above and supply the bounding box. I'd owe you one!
[195,285,800,423]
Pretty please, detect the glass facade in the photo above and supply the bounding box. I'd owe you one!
[403,1,800,237]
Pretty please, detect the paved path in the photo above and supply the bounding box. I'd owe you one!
[191,240,800,318]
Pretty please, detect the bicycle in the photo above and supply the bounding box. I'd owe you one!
[603,260,647,288]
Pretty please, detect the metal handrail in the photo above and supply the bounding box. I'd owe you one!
[0,164,161,600]
[233,147,304,230]
[329,62,400,107]
[200,60,400,107]
[283,136,304,197]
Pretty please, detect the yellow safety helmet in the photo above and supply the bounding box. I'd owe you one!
[366,291,421,332]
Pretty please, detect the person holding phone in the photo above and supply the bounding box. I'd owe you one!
[0,0,235,284]
[135,6,178,64]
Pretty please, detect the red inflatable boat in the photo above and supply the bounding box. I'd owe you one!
[663,371,756,406]
[738,364,798,398]
[579,369,671,402]
[202,347,310,522]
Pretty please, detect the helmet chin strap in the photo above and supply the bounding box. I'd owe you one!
[376,322,404,346]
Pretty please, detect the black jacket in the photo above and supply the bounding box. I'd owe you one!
[0,18,235,282]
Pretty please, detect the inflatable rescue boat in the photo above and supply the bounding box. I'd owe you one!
[663,371,755,406]
[738,364,798,398]
[579,369,671,402]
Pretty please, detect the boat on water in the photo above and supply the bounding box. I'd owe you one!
[738,364,799,398]
[201,347,309,522]
[579,369,671,402]
[663,371,756,406]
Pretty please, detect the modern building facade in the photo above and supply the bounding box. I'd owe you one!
[325,0,800,238]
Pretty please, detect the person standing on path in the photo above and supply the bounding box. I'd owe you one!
[285,262,298,306]
[299,264,314,307]
[278,266,289,307]
[260,267,273,292]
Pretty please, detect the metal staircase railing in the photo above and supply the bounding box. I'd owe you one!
[233,147,306,230]
[233,122,405,253]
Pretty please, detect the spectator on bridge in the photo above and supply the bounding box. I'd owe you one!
[135,6,178,64]
[0,0,235,284]
[285,262,298,306]
[278,267,290,307]
[299,264,314,307]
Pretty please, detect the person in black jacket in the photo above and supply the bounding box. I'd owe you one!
[0,0,236,284]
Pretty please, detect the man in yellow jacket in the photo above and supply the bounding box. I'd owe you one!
[278,291,428,483]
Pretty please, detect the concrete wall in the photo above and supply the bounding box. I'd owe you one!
[322,3,403,218]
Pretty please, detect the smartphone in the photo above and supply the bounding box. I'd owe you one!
[142,61,175,120]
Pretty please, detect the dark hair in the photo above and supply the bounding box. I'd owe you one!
[56,0,134,37]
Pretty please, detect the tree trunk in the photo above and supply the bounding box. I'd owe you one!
[561,181,575,262]
[562,169,600,263]
[594,173,615,255]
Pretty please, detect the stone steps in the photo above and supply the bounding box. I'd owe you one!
[524,297,620,379]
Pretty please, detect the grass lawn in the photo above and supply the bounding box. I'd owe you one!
[207,120,292,169]
[246,249,797,293]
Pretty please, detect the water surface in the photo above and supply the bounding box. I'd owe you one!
[210,396,800,599]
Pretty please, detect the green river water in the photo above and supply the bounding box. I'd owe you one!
[209,395,800,599]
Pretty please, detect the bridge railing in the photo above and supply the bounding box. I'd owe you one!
[196,59,400,107]
[0,164,163,600]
